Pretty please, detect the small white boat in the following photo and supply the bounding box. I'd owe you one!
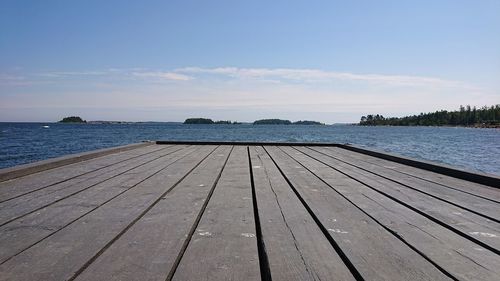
[42,125,50,128]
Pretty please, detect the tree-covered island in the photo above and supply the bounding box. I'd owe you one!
[253,119,292,125]
[183,118,238,124]
[293,120,324,125]
[359,105,500,127]
[59,116,86,123]
[183,118,214,124]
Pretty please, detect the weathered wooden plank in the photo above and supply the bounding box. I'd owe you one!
[73,145,233,281]
[0,144,168,202]
[172,146,260,281]
[0,145,185,227]
[0,143,497,281]
[315,146,500,220]
[264,146,451,281]
[0,146,217,281]
[295,146,500,253]
[283,146,500,281]
[0,145,196,264]
[249,146,355,281]
[328,146,500,202]
[0,142,154,182]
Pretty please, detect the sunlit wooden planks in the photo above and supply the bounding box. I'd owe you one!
[0,142,498,281]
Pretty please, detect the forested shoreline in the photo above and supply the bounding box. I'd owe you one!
[360,105,500,127]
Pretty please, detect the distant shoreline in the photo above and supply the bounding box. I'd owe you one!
[355,123,500,129]
[359,104,499,127]
[3,121,500,129]
[184,118,325,125]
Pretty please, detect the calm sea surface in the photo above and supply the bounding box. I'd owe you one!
[0,122,499,175]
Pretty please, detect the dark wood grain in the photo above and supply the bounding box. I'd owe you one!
[0,146,216,281]
[0,144,167,201]
[264,146,451,281]
[0,145,185,227]
[74,146,233,281]
[0,142,154,182]
[285,146,500,281]
[316,146,500,218]
[0,145,193,264]
[250,146,355,281]
[335,144,500,188]
[172,146,261,281]
[0,143,497,281]
[299,146,500,252]
[329,146,500,202]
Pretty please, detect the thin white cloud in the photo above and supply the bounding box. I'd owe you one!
[132,71,192,81]
[4,66,495,123]
[30,67,473,88]
[0,73,32,86]
[38,71,109,77]
[176,66,470,88]
[34,69,194,81]
[0,74,25,80]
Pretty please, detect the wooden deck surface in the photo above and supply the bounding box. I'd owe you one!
[0,143,498,281]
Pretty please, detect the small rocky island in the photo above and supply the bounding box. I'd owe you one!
[59,116,86,123]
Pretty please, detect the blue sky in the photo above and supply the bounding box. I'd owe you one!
[1,0,499,122]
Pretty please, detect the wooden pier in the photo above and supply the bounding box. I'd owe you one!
[0,142,498,280]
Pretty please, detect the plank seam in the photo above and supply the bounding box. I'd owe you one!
[68,145,220,281]
[282,147,460,281]
[262,146,364,281]
[326,147,500,204]
[254,147,314,278]
[336,144,500,188]
[248,147,273,281]
[0,146,189,228]
[307,147,500,224]
[387,169,500,204]
[0,146,200,265]
[293,147,500,256]
[0,142,154,182]
[0,145,173,204]
[165,146,234,281]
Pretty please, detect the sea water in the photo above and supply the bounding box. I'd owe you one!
[0,122,498,175]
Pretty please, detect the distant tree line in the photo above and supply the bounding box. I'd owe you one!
[292,120,324,125]
[360,105,500,127]
[184,118,324,125]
